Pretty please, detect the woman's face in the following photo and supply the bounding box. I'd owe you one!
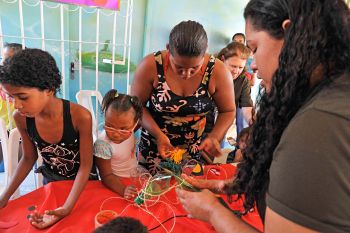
[245,18,284,92]
[104,107,137,144]
[222,56,247,80]
[169,51,204,80]
[1,84,51,117]
[233,35,245,44]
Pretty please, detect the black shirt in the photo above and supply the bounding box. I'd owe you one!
[233,74,253,108]
[27,99,98,181]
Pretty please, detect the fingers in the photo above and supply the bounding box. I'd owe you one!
[159,150,170,159]
[201,140,221,158]
[33,214,59,229]
[208,140,221,157]
[176,188,191,201]
[31,221,47,229]
[124,186,138,199]
[159,145,175,158]
[28,208,64,229]
[28,211,43,224]
[45,209,63,216]
[181,174,197,186]
[45,207,69,217]
[197,140,207,151]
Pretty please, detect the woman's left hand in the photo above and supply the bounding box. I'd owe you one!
[176,188,221,222]
[198,136,221,158]
[29,206,71,229]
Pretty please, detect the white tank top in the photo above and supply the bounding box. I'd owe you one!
[96,131,138,177]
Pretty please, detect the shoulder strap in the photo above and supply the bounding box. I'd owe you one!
[25,117,35,139]
[201,55,216,87]
[153,51,165,82]
[62,99,77,140]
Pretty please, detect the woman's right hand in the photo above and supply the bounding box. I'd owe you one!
[176,188,221,222]
[181,174,225,193]
[155,133,174,159]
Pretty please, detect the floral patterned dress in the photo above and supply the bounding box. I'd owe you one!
[139,51,216,175]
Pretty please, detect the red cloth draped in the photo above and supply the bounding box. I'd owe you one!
[0,164,263,232]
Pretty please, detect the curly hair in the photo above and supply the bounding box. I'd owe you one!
[225,0,350,217]
[93,216,148,233]
[0,48,61,93]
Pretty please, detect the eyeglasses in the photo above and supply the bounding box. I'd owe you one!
[104,120,139,135]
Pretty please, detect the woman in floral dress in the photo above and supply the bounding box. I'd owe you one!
[131,20,235,174]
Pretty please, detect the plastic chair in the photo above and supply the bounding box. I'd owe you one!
[1,120,43,198]
[0,120,20,198]
[76,90,103,142]
[0,118,9,186]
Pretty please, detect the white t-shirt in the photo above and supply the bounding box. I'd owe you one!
[94,131,137,177]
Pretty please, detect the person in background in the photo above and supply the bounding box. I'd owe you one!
[0,43,23,172]
[0,43,23,129]
[232,33,246,45]
[232,33,256,133]
[94,89,142,199]
[0,49,98,229]
[177,0,350,232]
[1,43,23,65]
[205,42,253,144]
[226,127,250,163]
[218,42,253,126]
[93,216,149,233]
[131,20,235,175]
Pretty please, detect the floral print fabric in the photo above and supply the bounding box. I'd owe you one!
[139,51,216,175]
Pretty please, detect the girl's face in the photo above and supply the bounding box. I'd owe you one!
[238,134,249,150]
[169,51,204,80]
[245,18,284,92]
[1,84,52,117]
[104,107,137,144]
[222,56,247,80]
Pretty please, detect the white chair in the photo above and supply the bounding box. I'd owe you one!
[76,90,103,142]
[0,120,20,198]
[0,118,9,187]
[36,153,43,188]
[1,120,42,198]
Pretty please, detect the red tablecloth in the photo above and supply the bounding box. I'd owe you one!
[0,164,263,233]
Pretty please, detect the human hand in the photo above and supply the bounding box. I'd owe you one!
[123,185,138,199]
[181,174,225,193]
[29,206,70,229]
[176,188,221,222]
[198,136,221,158]
[156,133,174,158]
[0,196,8,209]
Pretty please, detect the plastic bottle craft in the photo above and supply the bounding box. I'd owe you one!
[134,148,203,205]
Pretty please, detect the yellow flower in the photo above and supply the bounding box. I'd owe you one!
[170,148,186,164]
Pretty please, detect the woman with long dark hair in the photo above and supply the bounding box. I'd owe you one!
[177,0,350,232]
